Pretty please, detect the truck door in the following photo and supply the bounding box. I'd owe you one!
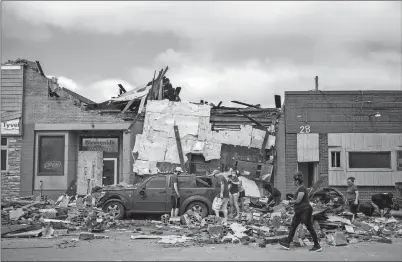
[135,176,168,213]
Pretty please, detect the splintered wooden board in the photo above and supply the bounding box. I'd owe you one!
[77,151,103,195]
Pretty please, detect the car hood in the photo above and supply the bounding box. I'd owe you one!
[102,184,137,191]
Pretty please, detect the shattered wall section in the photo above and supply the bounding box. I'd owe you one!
[133,100,277,174]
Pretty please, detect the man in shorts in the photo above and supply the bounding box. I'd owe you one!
[171,167,182,218]
[214,170,230,223]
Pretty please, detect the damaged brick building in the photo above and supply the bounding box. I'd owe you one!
[1,60,283,200]
[1,60,139,200]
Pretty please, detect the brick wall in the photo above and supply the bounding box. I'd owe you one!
[285,133,298,193]
[318,133,328,187]
[17,63,128,197]
[274,117,286,196]
[1,137,23,199]
[283,90,402,195]
[284,91,402,134]
[331,186,395,203]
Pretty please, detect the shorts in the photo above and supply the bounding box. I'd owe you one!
[171,195,181,209]
[220,198,229,211]
[239,191,245,199]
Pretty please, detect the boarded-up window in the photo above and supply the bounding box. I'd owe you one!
[397,151,402,171]
[1,138,8,171]
[348,152,391,169]
[38,136,65,176]
[331,152,341,168]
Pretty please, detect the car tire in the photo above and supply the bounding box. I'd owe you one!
[185,201,208,218]
[103,201,125,220]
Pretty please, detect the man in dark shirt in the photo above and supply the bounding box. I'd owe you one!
[170,167,182,218]
[263,182,282,206]
[210,170,230,223]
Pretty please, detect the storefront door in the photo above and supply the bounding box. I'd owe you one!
[103,158,117,186]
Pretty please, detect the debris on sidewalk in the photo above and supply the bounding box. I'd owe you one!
[2,185,402,250]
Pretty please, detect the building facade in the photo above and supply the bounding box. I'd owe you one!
[284,90,402,200]
[1,60,143,200]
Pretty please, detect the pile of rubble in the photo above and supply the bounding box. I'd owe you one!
[1,195,115,240]
[2,193,401,249]
[129,199,402,248]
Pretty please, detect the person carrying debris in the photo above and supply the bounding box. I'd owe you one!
[346,177,359,218]
[262,182,282,207]
[171,167,182,218]
[279,171,322,252]
[209,170,230,224]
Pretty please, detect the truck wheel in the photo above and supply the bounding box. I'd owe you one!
[104,201,125,220]
[186,201,208,218]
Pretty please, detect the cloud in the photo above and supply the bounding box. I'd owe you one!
[57,76,78,91]
[4,2,400,43]
[47,76,137,103]
[3,1,401,105]
[131,48,401,107]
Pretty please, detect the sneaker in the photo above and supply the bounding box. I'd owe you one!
[279,241,290,250]
[309,245,322,252]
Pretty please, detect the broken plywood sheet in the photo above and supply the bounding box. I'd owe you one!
[170,101,210,117]
[136,137,168,162]
[133,134,145,154]
[250,128,266,148]
[209,125,252,147]
[133,160,158,174]
[267,135,276,148]
[238,176,261,198]
[144,113,200,138]
[77,151,103,195]
[146,100,210,117]
[198,116,211,141]
[164,139,199,164]
[191,141,205,153]
[152,114,199,137]
[203,142,221,161]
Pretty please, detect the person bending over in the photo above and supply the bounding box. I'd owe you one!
[263,182,282,207]
[279,171,322,252]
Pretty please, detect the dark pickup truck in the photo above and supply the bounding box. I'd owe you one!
[97,174,217,219]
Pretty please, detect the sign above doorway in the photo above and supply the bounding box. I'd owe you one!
[82,138,118,152]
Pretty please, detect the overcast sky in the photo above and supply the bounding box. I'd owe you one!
[2,1,401,107]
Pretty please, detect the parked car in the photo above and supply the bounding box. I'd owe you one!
[97,174,217,219]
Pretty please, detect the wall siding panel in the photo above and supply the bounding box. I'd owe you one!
[327,133,402,186]
[297,133,319,162]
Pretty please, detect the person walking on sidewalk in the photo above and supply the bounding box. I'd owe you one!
[170,167,182,218]
[279,171,322,252]
[346,177,359,218]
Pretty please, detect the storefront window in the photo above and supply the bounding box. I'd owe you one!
[38,136,65,176]
[348,152,391,169]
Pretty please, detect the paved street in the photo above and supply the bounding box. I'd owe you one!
[2,231,402,261]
